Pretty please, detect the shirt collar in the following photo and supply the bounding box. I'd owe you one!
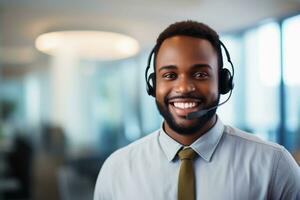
[158,116,224,162]
[158,127,182,162]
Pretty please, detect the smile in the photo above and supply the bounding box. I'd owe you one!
[173,102,199,109]
[168,98,202,117]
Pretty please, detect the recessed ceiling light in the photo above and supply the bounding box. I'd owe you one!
[35,31,140,60]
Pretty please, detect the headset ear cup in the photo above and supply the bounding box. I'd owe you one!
[152,73,156,96]
[219,68,233,95]
[147,73,156,97]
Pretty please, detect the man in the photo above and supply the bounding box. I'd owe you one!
[94,21,300,200]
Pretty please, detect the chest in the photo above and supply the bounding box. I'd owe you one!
[112,159,178,199]
[112,158,271,200]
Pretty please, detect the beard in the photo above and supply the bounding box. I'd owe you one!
[155,95,219,136]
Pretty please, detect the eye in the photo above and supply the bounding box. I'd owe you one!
[162,72,177,80]
[193,71,209,79]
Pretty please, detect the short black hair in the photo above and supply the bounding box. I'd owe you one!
[154,20,223,69]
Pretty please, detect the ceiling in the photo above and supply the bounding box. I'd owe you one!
[0,0,300,65]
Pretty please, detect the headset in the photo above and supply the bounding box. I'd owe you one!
[145,40,234,97]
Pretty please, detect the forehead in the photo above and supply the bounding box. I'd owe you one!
[156,36,218,70]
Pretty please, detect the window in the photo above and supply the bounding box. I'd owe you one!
[282,14,300,151]
[243,22,281,141]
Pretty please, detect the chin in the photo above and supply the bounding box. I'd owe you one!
[156,99,217,136]
[174,117,199,128]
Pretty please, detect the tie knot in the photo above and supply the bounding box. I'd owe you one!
[178,148,198,160]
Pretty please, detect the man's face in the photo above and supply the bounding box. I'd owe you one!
[155,36,219,135]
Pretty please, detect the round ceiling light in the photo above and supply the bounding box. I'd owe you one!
[35,31,140,60]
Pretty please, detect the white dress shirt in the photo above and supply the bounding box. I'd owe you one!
[94,118,300,200]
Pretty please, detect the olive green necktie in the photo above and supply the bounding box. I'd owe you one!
[178,148,198,200]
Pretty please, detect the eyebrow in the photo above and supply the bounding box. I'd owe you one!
[158,65,177,72]
[158,63,211,72]
[191,63,212,69]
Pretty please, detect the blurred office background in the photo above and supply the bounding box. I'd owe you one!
[0,0,300,199]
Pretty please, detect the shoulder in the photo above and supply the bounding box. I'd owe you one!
[94,130,160,199]
[108,130,159,159]
[219,125,300,198]
[223,125,300,192]
[98,129,160,175]
[223,125,283,152]
[221,125,299,174]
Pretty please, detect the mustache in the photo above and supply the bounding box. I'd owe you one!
[165,94,204,103]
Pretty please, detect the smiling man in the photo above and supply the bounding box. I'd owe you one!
[155,35,219,146]
[94,21,300,200]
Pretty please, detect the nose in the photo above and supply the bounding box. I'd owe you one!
[174,76,196,94]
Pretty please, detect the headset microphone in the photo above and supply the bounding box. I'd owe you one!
[186,106,217,120]
[186,89,233,120]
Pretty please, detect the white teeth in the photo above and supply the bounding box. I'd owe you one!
[173,102,197,109]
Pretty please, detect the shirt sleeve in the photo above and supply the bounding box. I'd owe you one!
[270,147,300,200]
[93,156,114,200]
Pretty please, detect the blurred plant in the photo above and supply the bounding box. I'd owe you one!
[0,99,16,138]
[0,99,16,121]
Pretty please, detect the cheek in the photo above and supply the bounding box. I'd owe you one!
[197,80,219,99]
[155,82,169,102]
[210,82,219,100]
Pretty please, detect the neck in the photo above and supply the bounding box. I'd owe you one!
[164,114,217,146]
